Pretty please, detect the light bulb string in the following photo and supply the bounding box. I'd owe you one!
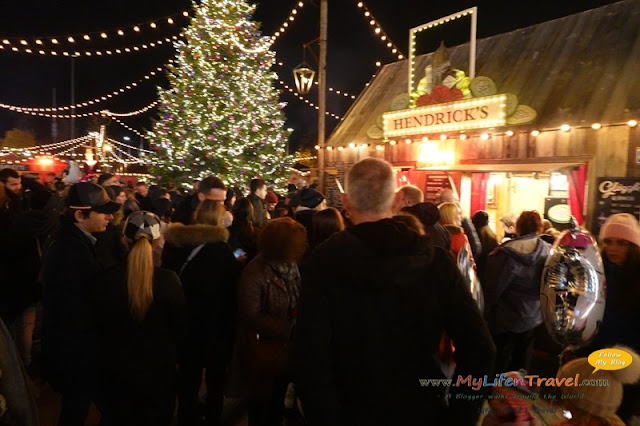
[0,10,191,45]
[109,140,146,160]
[0,35,181,57]
[277,80,341,120]
[0,66,164,112]
[108,130,153,152]
[354,0,405,60]
[0,135,92,154]
[270,1,306,43]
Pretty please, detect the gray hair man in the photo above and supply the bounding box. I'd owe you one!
[296,158,495,426]
[392,184,424,213]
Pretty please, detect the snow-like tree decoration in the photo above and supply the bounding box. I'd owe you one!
[148,0,293,189]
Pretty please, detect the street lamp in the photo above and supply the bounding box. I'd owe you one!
[293,62,315,95]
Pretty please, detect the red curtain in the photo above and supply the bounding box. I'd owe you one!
[568,165,587,225]
[470,173,489,215]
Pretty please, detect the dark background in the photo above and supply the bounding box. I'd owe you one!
[0,0,616,153]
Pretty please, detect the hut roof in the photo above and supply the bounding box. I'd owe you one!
[327,0,640,147]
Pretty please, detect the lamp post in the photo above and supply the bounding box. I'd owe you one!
[318,0,327,193]
[292,0,327,192]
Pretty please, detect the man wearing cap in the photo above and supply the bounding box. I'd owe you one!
[247,178,269,228]
[41,182,121,426]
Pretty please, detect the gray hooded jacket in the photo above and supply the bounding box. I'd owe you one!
[484,234,550,334]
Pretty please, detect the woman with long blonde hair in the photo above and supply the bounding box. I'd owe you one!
[439,202,475,266]
[93,211,187,426]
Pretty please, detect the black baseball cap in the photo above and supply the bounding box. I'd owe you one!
[67,182,121,214]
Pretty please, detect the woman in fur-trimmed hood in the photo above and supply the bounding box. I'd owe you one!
[161,200,241,426]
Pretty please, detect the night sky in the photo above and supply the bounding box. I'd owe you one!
[0,0,616,153]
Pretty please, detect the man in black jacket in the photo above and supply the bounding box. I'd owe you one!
[247,178,268,228]
[0,169,59,366]
[41,182,120,426]
[296,158,495,425]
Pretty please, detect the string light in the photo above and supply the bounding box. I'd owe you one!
[0,10,191,47]
[1,101,159,119]
[103,101,158,117]
[277,80,341,120]
[0,105,104,118]
[0,66,163,112]
[111,117,151,142]
[0,135,92,154]
[352,0,405,60]
[109,144,147,164]
[270,0,305,42]
[0,35,181,56]
[321,119,640,150]
[409,7,475,95]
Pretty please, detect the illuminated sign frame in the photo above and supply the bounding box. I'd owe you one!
[383,94,507,138]
[409,7,478,94]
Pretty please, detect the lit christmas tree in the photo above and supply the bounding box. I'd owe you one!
[149,0,293,189]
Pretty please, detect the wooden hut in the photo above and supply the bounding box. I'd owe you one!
[324,0,640,236]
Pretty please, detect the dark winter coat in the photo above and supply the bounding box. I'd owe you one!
[294,209,316,240]
[0,317,39,426]
[41,217,102,391]
[475,225,499,284]
[92,266,187,426]
[484,234,550,335]
[461,216,482,259]
[247,193,268,228]
[295,219,496,426]
[402,203,452,252]
[172,193,198,225]
[427,222,452,252]
[135,193,154,212]
[229,255,299,398]
[589,259,640,353]
[227,220,258,264]
[94,221,126,270]
[0,191,58,323]
[162,223,240,364]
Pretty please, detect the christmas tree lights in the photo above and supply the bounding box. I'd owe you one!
[149,0,293,189]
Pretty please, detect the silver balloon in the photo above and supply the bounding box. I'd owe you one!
[540,228,605,350]
[457,245,484,313]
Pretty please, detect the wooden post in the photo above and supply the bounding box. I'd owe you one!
[318,0,327,192]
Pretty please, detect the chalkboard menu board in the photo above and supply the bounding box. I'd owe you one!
[591,177,640,237]
[424,172,453,203]
[325,162,345,209]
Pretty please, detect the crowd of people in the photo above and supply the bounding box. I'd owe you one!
[0,160,639,426]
